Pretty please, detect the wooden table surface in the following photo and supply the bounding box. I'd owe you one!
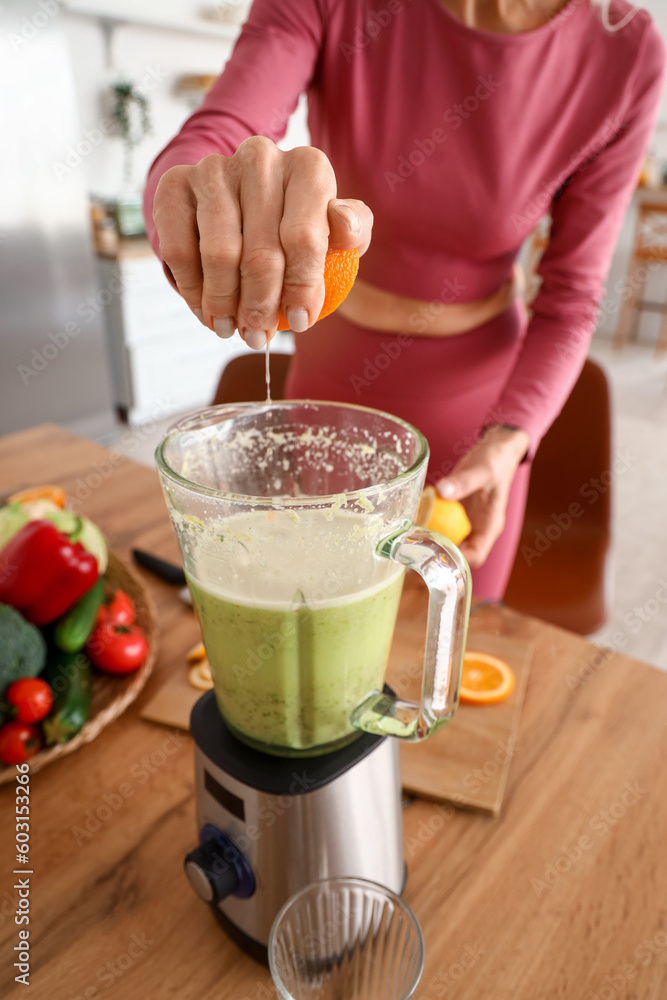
[1,425,666,1000]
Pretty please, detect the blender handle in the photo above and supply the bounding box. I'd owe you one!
[350,527,471,741]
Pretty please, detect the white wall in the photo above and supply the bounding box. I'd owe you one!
[62,7,309,200]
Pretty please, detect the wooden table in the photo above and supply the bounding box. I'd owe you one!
[1,425,666,1000]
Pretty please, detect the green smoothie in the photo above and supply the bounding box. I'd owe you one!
[188,570,404,755]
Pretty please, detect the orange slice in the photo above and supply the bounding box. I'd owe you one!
[8,484,66,508]
[459,652,515,705]
[186,641,206,664]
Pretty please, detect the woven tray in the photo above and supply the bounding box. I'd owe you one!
[0,552,159,784]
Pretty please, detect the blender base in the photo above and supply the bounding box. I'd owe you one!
[186,691,407,958]
[210,903,270,966]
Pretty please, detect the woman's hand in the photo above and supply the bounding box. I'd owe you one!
[435,426,531,568]
[152,137,373,348]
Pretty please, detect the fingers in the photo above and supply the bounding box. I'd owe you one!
[237,138,287,346]
[153,167,203,318]
[279,147,335,333]
[458,494,507,568]
[152,141,374,347]
[436,436,518,568]
[194,156,243,339]
[436,461,492,502]
[327,198,374,255]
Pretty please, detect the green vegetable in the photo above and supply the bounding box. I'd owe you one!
[45,510,108,573]
[42,650,92,745]
[54,577,106,652]
[0,503,31,550]
[0,603,47,694]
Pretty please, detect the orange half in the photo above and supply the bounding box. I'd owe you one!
[277,247,359,331]
[459,652,515,705]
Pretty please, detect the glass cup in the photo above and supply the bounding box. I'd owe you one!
[268,877,425,1000]
[156,400,471,756]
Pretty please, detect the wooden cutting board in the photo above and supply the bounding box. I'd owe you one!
[141,577,533,814]
[388,579,534,814]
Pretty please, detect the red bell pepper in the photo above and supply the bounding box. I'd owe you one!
[0,520,99,626]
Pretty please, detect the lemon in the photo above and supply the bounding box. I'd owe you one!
[416,485,471,547]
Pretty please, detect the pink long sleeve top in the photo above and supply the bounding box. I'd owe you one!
[144,0,666,452]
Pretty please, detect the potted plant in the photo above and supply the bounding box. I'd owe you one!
[109,81,152,236]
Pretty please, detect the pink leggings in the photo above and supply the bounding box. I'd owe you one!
[284,300,531,601]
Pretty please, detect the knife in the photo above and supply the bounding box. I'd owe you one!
[131,549,192,605]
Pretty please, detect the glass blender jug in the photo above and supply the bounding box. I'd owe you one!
[157,400,471,756]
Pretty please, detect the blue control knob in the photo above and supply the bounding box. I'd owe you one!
[184,824,255,904]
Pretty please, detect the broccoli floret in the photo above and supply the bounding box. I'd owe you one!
[0,603,47,694]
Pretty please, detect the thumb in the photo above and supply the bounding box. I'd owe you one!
[327,198,374,255]
[436,462,491,502]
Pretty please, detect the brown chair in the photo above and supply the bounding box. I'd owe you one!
[212,351,292,405]
[503,359,612,634]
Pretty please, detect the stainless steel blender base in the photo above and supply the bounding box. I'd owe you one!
[186,692,406,960]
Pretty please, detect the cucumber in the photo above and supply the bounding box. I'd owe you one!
[54,577,105,652]
[42,650,92,745]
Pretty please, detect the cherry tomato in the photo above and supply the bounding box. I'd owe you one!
[86,622,148,674]
[96,587,135,627]
[6,678,54,723]
[0,722,42,764]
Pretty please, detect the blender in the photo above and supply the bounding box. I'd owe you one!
[156,400,470,963]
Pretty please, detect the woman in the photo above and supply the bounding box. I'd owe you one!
[143,0,665,598]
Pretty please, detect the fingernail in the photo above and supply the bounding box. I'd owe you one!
[193,307,204,323]
[243,328,267,350]
[334,203,361,233]
[213,316,236,339]
[285,306,309,333]
[438,480,456,499]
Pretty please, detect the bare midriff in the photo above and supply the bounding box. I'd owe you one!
[337,266,522,337]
